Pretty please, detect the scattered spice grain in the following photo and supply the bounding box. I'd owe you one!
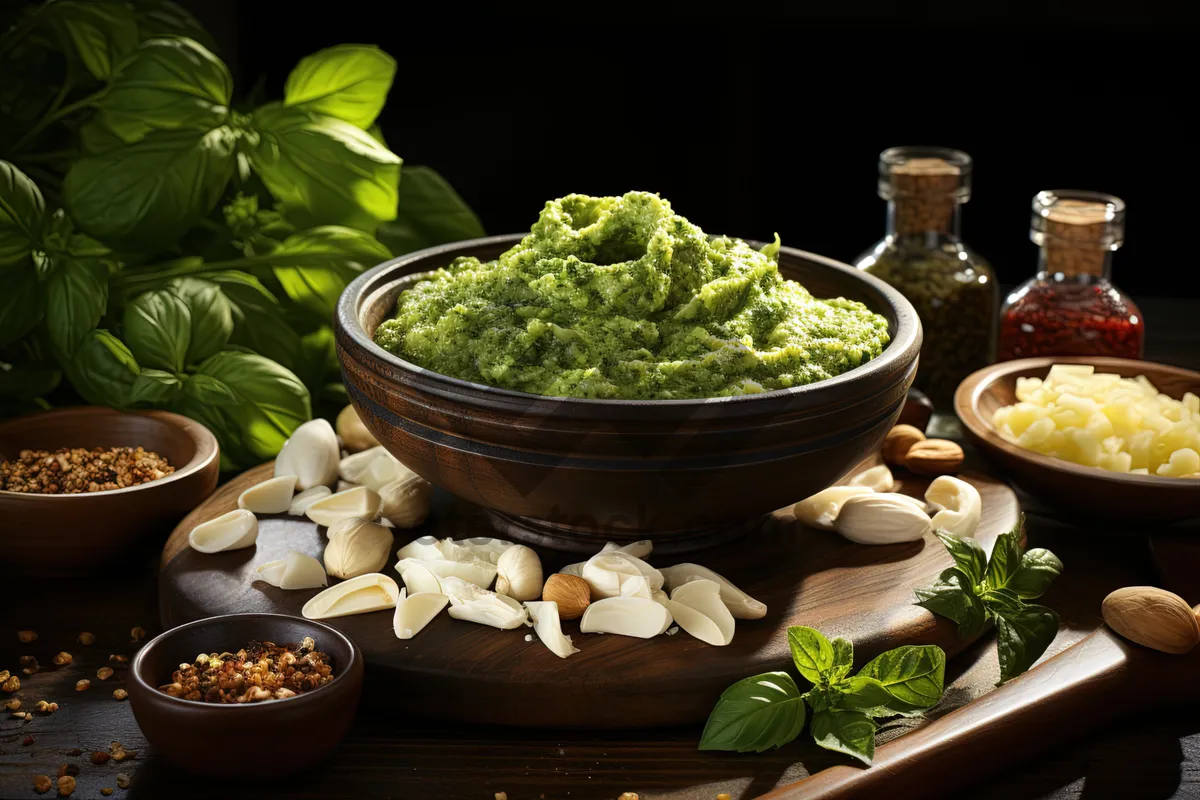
[4,698,19,711]
[57,775,76,796]
[158,637,334,703]
[23,735,35,746]
[35,700,58,713]
[116,774,131,790]
[108,655,128,664]
[97,667,114,681]
[102,790,113,797]
[77,632,95,646]
[2,674,20,692]
[91,751,110,765]
[57,765,78,779]
[75,679,90,692]
[112,689,127,701]
[129,627,146,643]
[52,651,72,667]
[18,630,38,643]
[0,447,174,494]
[33,775,52,794]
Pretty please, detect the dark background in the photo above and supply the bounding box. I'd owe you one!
[190,1,1198,297]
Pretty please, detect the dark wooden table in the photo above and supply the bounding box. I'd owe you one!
[3,297,1199,800]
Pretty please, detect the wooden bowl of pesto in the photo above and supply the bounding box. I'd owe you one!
[335,234,921,553]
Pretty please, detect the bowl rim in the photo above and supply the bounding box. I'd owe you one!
[129,612,361,710]
[955,355,1200,491]
[0,406,219,500]
[336,233,922,408]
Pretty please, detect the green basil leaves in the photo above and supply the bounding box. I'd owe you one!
[699,673,807,754]
[283,44,396,129]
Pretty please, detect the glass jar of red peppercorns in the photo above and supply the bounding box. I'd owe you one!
[997,190,1143,362]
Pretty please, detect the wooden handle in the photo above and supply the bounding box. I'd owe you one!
[762,629,1185,800]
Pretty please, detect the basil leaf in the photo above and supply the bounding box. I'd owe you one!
[206,271,304,374]
[1007,548,1063,600]
[123,287,190,372]
[0,264,44,348]
[165,278,233,365]
[45,255,109,356]
[933,529,987,587]
[856,645,945,714]
[914,568,987,641]
[67,329,140,408]
[811,708,876,766]
[698,672,806,753]
[788,626,835,686]
[41,0,139,80]
[283,44,395,129]
[64,126,238,252]
[265,226,392,322]
[79,114,127,157]
[994,604,1059,684]
[247,104,400,232]
[836,676,894,713]
[830,637,854,681]
[96,37,232,143]
[132,0,218,52]
[184,372,239,405]
[981,586,1023,617]
[1,162,45,268]
[376,166,485,255]
[128,368,182,405]
[984,519,1026,591]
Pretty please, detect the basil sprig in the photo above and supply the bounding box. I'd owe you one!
[700,627,946,765]
[915,515,1063,683]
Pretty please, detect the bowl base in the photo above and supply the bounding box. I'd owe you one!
[484,510,768,555]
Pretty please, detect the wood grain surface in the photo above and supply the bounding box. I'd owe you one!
[157,456,1019,728]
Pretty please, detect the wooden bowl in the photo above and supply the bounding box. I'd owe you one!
[127,613,363,778]
[0,407,220,575]
[335,235,922,553]
[956,356,1200,523]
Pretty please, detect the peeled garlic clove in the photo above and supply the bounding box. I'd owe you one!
[457,537,516,563]
[255,552,328,590]
[620,575,653,599]
[324,517,394,579]
[659,563,766,620]
[525,601,580,658]
[875,492,929,514]
[400,562,443,594]
[580,597,673,638]
[337,480,359,493]
[393,589,449,640]
[237,475,297,514]
[581,552,664,599]
[339,446,389,484]
[441,577,528,629]
[395,537,499,587]
[925,475,983,538]
[275,419,339,490]
[378,473,433,528]
[834,493,932,545]
[361,453,410,493]
[669,579,736,645]
[189,509,258,553]
[306,486,381,528]
[336,404,379,453]
[793,486,875,530]
[848,464,896,492]
[301,572,400,619]
[495,545,544,602]
[288,485,332,516]
[599,540,654,559]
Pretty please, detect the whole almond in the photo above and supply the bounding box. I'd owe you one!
[904,439,964,476]
[1102,586,1200,654]
[542,573,591,620]
[882,425,926,466]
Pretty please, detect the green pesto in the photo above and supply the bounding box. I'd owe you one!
[373,192,891,400]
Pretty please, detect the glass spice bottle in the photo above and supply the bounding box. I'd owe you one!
[997,190,1143,361]
[854,146,998,408]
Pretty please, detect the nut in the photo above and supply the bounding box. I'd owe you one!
[77,632,95,646]
[76,679,90,692]
[33,775,52,794]
[18,630,38,643]
[1102,586,1200,654]
[904,439,965,476]
[57,775,76,796]
[542,573,591,620]
[882,424,926,465]
[2,674,20,692]
[130,626,147,643]
[52,651,73,666]
[97,667,114,681]
[112,688,128,701]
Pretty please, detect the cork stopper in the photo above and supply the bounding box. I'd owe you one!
[878,147,972,236]
[1031,190,1125,277]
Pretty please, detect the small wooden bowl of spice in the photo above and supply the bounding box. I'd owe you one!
[0,406,219,575]
[127,613,363,779]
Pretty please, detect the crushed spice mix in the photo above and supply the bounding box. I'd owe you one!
[158,637,334,704]
[0,447,174,494]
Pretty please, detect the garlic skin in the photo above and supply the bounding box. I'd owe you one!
[793,486,874,531]
[305,486,382,528]
[288,485,331,516]
[495,545,544,601]
[848,464,896,492]
[581,552,664,599]
[668,579,736,646]
[440,576,528,629]
[395,537,501,587]
[274,419,339,490]
[302,573,400,620]
[378,473,433,528]
[189,509,258,553]
[255,552,327,590]
[393,589,449,640]
[525,601,580,658]
[324,517,394,579]
[336,404,379,453]
[659,563,766,620]
[399,561,443,595]
[924,476,982,538]
[834,493,932,545]
[580,597,673,638]
[237,475,297,514]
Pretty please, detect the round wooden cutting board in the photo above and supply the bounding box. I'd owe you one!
[159,457,1019,728]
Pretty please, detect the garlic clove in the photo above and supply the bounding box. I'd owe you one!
[793,486,874,530]
[324,517,394,579]
[336,404,380,453]
[399,562,443,594]
[337,480,360,493]
[255,552,327,590]
[495,545,544,602]
[924,476,983,538]
[189,509,258,553]
[619,575,653,599]
[651,588,670,607]
[237,475,297,515]
[393,589,449,640]
[378,473,433,528]
[847,464,896,492]
[599,540,654,559]
[456,537,516,564]
[669,579,736,645]
[301,572,400,620]
[440,576,528,629]
[395,537,500,587]
[288,485,332,516]
[659,563,766,620]
[361,453,411,493]
[397,558,496,588]
[525,601,580,658]
[339,446,390,485]
[559,562,585,578]
[833,493,932,545]
[275,419,339,490]
[306,486,382,528]
[874,492,929,514]
[581,552,664,599]
[580,597,673,638]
